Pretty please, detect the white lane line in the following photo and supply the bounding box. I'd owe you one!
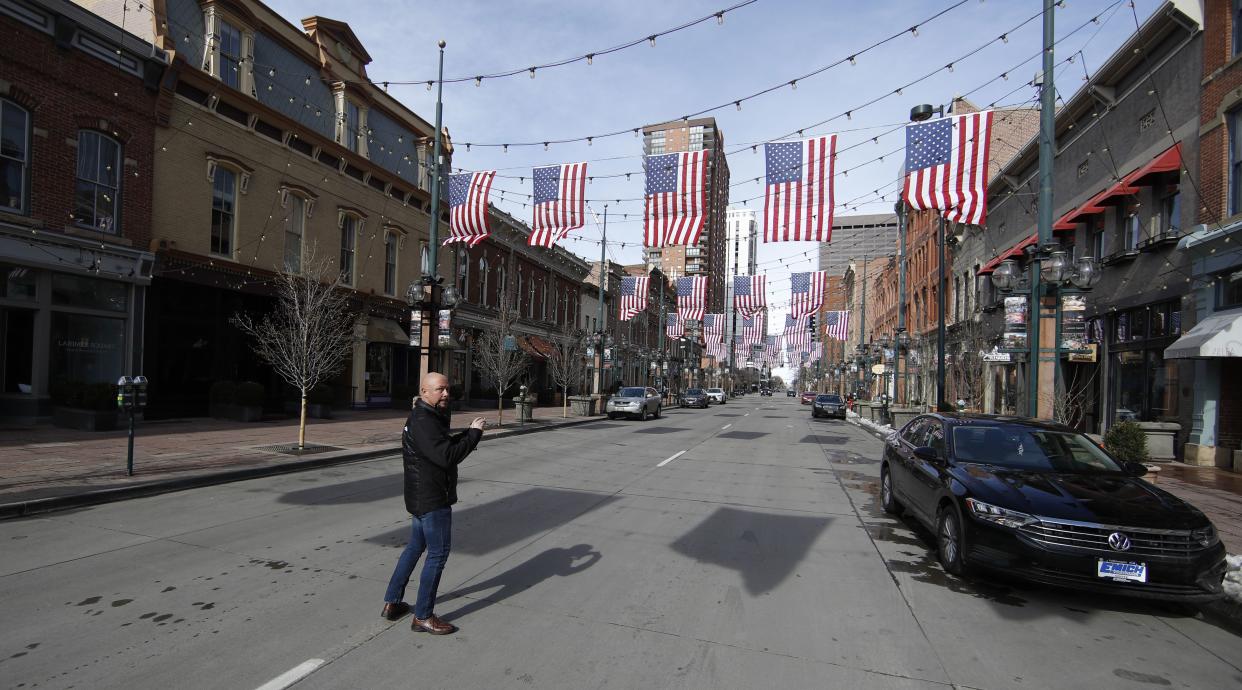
[657,450,687,467]
[744,413,750,417]
[255,659,324,690]
[722,424,732,430]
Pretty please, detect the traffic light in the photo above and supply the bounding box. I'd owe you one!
[807,314,817,331]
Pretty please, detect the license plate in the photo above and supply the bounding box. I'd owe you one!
[1097,559,1147,583]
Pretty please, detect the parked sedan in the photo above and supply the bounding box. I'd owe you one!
[786,390,797,397]
[705,387,727,405]
[811,394,846,419]
[605,386,662,421]
[681,388,710,409]
[880,413,1227,601]
[800,391,816,405]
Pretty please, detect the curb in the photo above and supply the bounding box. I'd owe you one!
[0,414,609,521]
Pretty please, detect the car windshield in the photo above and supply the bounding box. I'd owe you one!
[951,424,1126,474]
[686,388,704,395]
[816,395,841,403]
[618,387,647,397]
[707,388,723,393]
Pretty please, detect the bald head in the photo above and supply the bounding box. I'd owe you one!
[420,372,451,409]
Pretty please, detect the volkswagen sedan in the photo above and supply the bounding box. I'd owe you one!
[811,394,846,419]
[880,414,1227,601]
[605,387,662,421]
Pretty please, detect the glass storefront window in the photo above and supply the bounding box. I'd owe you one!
[50,312,124,385]
[1147,351,1179,420]
[51,274,127,312]
[366,343,392,399]
[1,263,36,301]
[1113,350,1145,422]
[1150,303,1168,338]
[1129,308,1147,341]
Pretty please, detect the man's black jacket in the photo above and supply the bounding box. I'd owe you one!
[402,400,482,516]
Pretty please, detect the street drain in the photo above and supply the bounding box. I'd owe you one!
[256,443,345,456]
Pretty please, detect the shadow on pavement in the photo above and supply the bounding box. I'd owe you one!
[441,544,602,621]
[800,434,850,445]
[670,506,831,596]
[278,474,401,505]
[366,487,619,556]
[718,431,768,440]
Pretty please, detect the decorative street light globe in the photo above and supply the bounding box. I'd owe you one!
[1041,249,1069,284]
[1070,256,1101,289]
[991,259,1019,291]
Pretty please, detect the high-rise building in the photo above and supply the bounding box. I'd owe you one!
[640,117,730,313]
[723,207,759,350]
[817,213,899,275]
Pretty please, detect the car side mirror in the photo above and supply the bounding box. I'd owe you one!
[913,446,942,463]
[1124,461,1148,477]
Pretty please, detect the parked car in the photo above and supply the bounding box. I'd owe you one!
[880,413,1227,601]
[786,390,797,397]
[605,386,662,421]
[812,394,846,419]
[681,388,710,408]
[705,387,727,404]
[760,388,772,396]
[800,391,816,404]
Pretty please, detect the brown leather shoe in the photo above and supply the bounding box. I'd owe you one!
[381,602,410,621]
[411,614,457,635]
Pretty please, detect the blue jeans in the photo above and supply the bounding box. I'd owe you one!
[383,507,452,619]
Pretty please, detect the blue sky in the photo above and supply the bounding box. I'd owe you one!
[264,0,1160,378]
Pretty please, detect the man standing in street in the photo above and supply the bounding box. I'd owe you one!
[382,372,486,635]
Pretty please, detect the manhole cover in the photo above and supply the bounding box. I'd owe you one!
[256,443,345,456]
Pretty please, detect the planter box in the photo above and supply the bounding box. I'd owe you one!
[889,408,919,430]
[1137,421,1179,462]
[53,406,120,431]
[307,403,332,419]
[568,396,596,416]
[1233,450,1242,474]
[211,404,263,422]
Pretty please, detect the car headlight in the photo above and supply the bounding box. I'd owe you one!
[1192,525,1218,547]
[965,498,1037,529]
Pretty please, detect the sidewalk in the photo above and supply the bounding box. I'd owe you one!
[0,403,604,518]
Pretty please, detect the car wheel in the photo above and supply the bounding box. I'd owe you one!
[654,405,661,419]
[937,506,968,576]
[607,413,616,420]
[880,466,903,516]
[640,407,649,422]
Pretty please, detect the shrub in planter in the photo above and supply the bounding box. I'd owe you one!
[307,383,334,405]
[1104,420,1150,464]
[209,380,236,406]
[50,381,119,430]
[234,381,266,407]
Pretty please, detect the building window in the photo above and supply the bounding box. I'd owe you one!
[689,125,704,152]
[74,131,121,232]
[210,168,236,256]
[284,194,305,274]
[1218,271,1242,310]
[1232,108,1242,216]
[1089,215,1105,258]
[0,98,30,213]
[479,257,489,307]
[648,130,665,156]
[1120,212,1141,251]
[343,100,360,153]
[217,19,242,90]
[1160,187,1181,236]
[384,232,398,296]
[1235,0,1242,56]
[339,214,357,285]
[457,249,469,298]
[516,265,524,316]
[527,273,536,319]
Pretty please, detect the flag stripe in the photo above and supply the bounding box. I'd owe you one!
[763,135,836,243]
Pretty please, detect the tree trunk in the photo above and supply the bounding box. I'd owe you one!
[563,385,568,418]
[298,393,308,449]
[498,396,504,427]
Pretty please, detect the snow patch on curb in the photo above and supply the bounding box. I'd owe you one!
[847,411,894,439]
[1226,554,1242,604]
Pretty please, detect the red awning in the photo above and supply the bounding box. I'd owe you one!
[978,234,1037,275]
[1052,143,1181,230]
[516,336,548,362]
[1121,142,1182,186]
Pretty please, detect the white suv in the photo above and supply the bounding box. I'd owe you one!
[705,388,727,405]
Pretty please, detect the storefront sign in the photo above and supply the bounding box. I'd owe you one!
[1060,295,1087,353]
[408,309,421,347]
[503,335,517,352]
[1068,343,1097,363]
[436,309,453,348]
[1003,296,1028,349]
[982,349,1011,363]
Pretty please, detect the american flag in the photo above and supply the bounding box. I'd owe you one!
[741,313,764,345]
[784,313,810,348]
[789,271,826,318]
[702,313,725,343]
[825,310,850,341]
[644,151,709,247]
[676,276,707,322]
[733,275,766,317]
[665,311,684,338]
[809,342,823,362]
[618,276,649,321]
[707,342,729,363]
[445,171,495,246]
[903,111,994,225]
[529,162,586,247]
[764,135,836,242]
[765,335,782,359]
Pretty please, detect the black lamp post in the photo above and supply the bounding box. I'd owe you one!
[910,102,949,412]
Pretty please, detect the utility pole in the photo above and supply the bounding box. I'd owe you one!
[594,206,608,397]
[896,202,908,405]
[416,40,446,382]
[937,214,947,412]
[858,256,868,398]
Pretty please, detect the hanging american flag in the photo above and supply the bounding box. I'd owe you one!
[809,342,823,362]
[733,275,766,317]
[741,313,764,345]
[764,135,836,242]
[789,271,826,318]
[702,313,725,343]
[617,276,650,321]
[445,171,495,246]
[825,310,850,341]
[529,162,587,247]
[676,276,707,322]
[644,150,709,247]
[903,110,994,225]
[707,342,729,363]
[765,335,782,359]
[665,311,684,338]
[784,313,810,348]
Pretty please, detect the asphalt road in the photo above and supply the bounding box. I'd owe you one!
[2,397,1240,689]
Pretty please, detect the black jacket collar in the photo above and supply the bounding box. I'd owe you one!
[415,398,451,425]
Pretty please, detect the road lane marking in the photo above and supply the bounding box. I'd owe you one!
[744,413,750,417]
[722,423,732,430]
[255,659,324,690]
[657,450,687,467]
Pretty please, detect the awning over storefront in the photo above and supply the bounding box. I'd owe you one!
[1163,307,1242,359]
[977,234,1037,275]
[516,336,548,362]
[526,335,560,359]
[1052,143,1182,230]
[366,317,410,345]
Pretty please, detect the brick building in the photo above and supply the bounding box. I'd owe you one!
[0,0,165,423]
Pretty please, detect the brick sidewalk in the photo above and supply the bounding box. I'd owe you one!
[1149,464,1242,555]
[0,403,598,511]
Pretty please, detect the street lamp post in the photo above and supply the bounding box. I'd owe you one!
[909,104,949,412]
[895,200,909,405]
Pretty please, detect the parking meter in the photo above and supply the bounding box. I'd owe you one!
[116,376,133,409]
[133,375,148,409]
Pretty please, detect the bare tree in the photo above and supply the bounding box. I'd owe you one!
[546,324,588,417]
[948,318,989,412]
[231,245,354,449]
[1053,367,1098,429]
[472,286,529,426]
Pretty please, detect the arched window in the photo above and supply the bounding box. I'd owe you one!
[210,167,237,257]
[479,257,489,306]
[76,130,122,232]
[1,98,31,213]
[384,231,400,296]
[457,249,469,298]
[527,271,536,319]
[338,211,364,285]
[516,265,524,315]
[280,188,315,274]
